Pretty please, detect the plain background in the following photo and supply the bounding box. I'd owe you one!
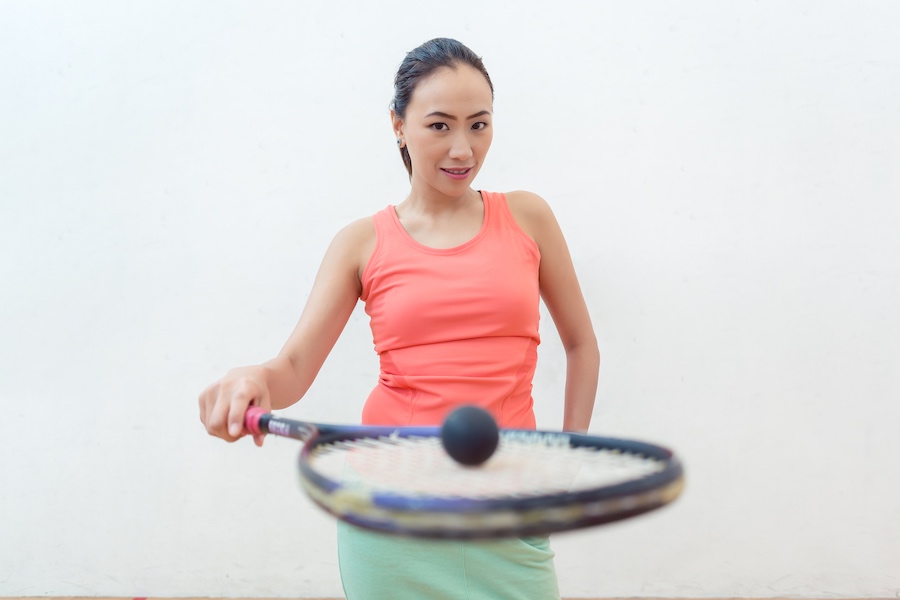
[1,1,898,597]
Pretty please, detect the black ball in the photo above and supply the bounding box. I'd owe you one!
[441,405,500,466]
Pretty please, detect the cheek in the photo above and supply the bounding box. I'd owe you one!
[409,138,444,163]
[477,133,493,153]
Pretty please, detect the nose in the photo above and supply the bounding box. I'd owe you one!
[448,132,473,161]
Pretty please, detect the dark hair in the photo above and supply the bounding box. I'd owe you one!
[391,38,494,177]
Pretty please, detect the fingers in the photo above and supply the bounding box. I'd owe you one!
[207,389,240,441]
[198,371,270,444]
[198,382,218,432]
[227,399,245,438]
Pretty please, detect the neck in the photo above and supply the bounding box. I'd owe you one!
[400,183,480,216]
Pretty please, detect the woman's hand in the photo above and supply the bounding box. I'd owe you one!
[199,366,272,447]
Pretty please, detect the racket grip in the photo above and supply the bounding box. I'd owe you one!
[244,406,268,436]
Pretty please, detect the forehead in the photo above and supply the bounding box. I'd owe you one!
[407,64,493,114]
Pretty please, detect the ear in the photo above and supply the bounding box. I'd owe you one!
[390,109,404,140]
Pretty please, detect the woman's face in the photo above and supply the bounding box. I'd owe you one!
[393,64,493,197]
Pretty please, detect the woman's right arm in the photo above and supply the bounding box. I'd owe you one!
[198,217,375,445]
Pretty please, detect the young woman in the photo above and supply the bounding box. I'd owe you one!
[199,38,599,599]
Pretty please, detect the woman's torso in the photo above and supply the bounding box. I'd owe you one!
[359,191,541,428]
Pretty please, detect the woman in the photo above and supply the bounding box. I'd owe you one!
[199,38,599,599]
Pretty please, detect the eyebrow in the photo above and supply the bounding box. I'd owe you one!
[425,110,491,121]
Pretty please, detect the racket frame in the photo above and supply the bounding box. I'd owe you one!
[245,407,684,539]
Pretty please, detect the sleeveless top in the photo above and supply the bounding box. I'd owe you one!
[359,191,541,429]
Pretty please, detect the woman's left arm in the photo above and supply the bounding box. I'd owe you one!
[507,191,600,432]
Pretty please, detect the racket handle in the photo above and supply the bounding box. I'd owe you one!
[244,406,270,436]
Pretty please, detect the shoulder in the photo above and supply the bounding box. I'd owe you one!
[499,190,557,240]
[335,215,376,245]
[323,215,376,278]
[503,189,552,214]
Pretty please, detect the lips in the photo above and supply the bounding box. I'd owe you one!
[441,167,473,180]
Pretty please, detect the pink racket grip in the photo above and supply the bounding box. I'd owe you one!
[244,406,268,436]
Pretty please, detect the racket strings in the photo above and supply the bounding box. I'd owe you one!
[308,435,665,499]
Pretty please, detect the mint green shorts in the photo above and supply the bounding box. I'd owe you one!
[337,520,560,599]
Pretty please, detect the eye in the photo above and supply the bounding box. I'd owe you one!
[472,122,489,131]
[429,123,449,131]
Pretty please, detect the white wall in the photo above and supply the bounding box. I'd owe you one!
[1,1,898,597]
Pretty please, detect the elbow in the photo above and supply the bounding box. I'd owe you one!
[565,333,600,363]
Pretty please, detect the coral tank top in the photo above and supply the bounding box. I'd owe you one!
[360,191,541,429]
